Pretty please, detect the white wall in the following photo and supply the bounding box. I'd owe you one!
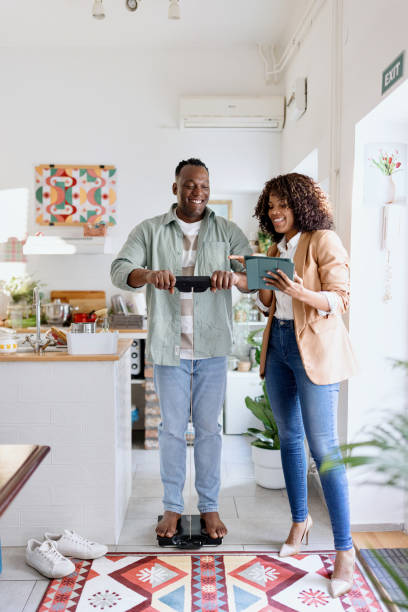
[278,0,408,527]
[281,1,331,182]
[341,0,408,528]
[0,45,282,302]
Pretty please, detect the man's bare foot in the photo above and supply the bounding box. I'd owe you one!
[156,511,181,538]
[201,512,228,539]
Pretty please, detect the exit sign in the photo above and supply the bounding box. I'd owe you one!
[382,52,404,95]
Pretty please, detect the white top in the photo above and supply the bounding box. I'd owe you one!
[176,217,201,359]
[255,232,339,320]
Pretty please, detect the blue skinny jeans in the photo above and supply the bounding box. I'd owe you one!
[264,318,353,551]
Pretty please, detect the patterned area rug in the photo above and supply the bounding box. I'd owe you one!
[37,551,382,611]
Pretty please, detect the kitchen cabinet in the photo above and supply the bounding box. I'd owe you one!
[115,332,147,433]
[0,340,132,546]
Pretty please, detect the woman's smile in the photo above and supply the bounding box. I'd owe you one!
[268,193,295,235]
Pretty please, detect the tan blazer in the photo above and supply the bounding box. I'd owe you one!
[259,230,358,385]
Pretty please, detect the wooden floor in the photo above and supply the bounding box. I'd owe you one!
[352,530,408,549]
[352,531,408,612]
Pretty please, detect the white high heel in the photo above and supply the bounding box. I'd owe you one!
[279,515,313,557]
[329,548,355,598]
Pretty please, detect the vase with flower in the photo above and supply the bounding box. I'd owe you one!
[369,149,403,204]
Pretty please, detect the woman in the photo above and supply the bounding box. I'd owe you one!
[255,173,357,598]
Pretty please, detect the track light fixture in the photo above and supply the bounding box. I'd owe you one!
[91,0,179,21]
[92,0,105,19]
[168,0,181,20]
[126,0,139,11]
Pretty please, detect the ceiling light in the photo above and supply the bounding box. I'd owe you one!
[168,0,180,20]
[92,0,105,20]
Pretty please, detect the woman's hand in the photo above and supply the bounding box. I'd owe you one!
[264,269,305,300]
[266,269,333,312]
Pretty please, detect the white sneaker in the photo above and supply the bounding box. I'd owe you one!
[44,529,108,560]
[26,539,76,579]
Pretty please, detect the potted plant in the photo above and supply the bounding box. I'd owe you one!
[257,231,274,255]
[4,274,43,328]
[245,328,285,489]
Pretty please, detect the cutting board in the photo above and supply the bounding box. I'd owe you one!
[50,291,106,313]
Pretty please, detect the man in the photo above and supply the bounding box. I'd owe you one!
[111,158,251,539]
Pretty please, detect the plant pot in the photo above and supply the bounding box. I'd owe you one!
[251,445,286,489]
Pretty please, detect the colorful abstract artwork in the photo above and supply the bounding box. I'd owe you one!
[37,551,382,611]
[35,165,117,226]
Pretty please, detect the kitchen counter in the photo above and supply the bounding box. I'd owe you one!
[0,338,132,546]
[0,338,132,362]
[12,327,147,334]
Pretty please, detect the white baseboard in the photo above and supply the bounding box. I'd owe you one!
[351,523,405,532]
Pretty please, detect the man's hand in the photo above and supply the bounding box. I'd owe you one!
[210,270,239,293]
[145,270,176,294]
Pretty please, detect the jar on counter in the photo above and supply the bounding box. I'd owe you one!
[70,322,96,333]
[7,304,24,329]
[233,295,252,323]
[249,300,261,321]
[0,329,18,353]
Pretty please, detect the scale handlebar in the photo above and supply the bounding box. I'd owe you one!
[175,276,211,293]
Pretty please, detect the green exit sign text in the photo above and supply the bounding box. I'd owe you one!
[382,52,404,95]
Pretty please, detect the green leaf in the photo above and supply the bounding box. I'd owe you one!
[246,328,264,349]
[252,440,275,449]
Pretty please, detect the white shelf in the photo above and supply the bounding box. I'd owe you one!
[23,235,113,255]
[227,369,260,377]
[131,379,145,385]
[234,321,266,326]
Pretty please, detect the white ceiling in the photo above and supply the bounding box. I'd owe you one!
[0,0,308,49]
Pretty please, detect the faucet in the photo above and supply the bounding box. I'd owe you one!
[23,286,55,353]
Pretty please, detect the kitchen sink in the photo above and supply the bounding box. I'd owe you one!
[17,346,67,353]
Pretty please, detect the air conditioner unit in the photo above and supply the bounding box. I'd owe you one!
[179,96,285,130]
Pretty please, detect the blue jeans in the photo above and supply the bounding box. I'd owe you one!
[154,357,227,514]
[265,318,352,551]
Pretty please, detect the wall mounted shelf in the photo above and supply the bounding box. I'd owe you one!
[23,235,113,255]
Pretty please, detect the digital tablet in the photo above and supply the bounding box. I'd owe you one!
[244,255,295,291]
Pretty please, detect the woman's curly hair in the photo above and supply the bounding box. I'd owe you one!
[254,173,334,242]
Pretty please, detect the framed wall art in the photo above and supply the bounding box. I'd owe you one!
[35,164,117,226]
[207,200,232,220]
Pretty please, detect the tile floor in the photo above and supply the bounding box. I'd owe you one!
[0,435,333,611]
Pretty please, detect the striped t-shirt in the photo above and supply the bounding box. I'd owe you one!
[176,217,201,359]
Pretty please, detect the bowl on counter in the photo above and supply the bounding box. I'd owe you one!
[43,299,71,326]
